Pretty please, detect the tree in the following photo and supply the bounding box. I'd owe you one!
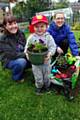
[26,0,51,17]
[13,0,51,20]
[53,0,69,9]
[13,2,28,22]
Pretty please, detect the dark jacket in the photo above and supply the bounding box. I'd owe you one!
[47,22,79,56]
[0,30,26,66]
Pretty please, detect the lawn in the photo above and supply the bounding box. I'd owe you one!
[0,31,80,120]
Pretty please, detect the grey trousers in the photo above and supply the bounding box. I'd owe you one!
[32,63,51,88]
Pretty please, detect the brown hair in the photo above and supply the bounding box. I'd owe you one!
[3,15,16,26]
[3,15,17,34]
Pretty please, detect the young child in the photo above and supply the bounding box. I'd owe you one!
[24,15,56,95]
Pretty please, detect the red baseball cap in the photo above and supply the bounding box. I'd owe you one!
[31,15,48,25]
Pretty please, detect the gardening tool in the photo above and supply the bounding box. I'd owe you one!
[51,54,61,67]
[51,66,61,74]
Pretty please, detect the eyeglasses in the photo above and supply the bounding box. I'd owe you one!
[56,17,64,20]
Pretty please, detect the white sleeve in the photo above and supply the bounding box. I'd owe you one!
[47,34,56,56]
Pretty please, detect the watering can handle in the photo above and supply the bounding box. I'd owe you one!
[51,54,61,67]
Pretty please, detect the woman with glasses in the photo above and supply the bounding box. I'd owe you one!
[47,12,79,58]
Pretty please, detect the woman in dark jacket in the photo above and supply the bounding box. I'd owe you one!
[0,15,31,82]
[47,12,79,58]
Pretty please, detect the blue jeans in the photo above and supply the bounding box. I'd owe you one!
[5,58,31,81]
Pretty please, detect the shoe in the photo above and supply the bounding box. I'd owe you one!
[20,79,24,83]
[44,87,51,93]
[35,88,43,95]
[16,79,24,83]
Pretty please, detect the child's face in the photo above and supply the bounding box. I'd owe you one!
[34,22,47,35]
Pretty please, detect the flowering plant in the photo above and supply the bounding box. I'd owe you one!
[27,39,48,53]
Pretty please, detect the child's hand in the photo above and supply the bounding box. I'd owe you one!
[44,52,52,64]
[25,53,29,60]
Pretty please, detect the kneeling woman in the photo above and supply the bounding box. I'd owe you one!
[0,15,31,82]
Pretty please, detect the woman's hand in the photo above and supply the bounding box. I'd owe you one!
[76,56,80,60]
[57,47,63,54]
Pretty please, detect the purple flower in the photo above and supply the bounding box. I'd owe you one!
[39,39,45,44]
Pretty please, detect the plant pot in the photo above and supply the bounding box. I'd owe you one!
[27,50,48,65]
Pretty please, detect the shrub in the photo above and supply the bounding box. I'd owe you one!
[71,22,80,30]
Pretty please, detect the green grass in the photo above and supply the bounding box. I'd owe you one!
[0,31,80,120]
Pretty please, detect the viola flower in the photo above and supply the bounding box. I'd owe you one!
[39,39,45,45]
[27,41,48,53]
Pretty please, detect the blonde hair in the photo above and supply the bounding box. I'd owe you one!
[53,12,65,19]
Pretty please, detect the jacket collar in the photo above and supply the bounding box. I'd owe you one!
[51,21,65,30]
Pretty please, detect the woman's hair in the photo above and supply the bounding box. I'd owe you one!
[53,12,65,19]
[50,16,53,21]
[3,15,17,34]
[3,15,16,26]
